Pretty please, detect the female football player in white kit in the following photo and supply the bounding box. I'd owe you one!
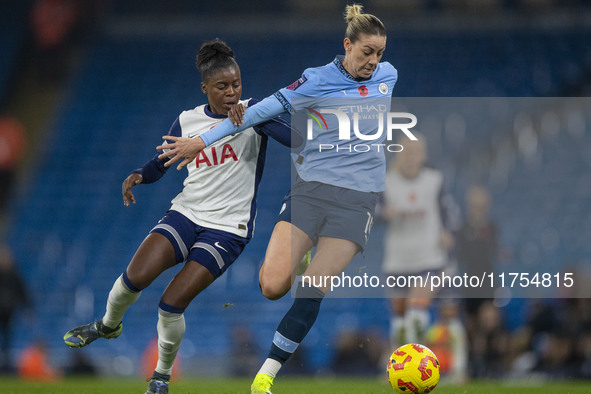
[156,4,399,393]
[63,39,296,394]
[381,136,458,347]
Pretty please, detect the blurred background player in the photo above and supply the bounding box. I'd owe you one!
[457,185,499,317]
[62,39,294,394]
[1,0,590,391]
[157,4,397,393]
[381,136,461,349]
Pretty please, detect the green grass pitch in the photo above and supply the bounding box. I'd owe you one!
[0,376,589,393]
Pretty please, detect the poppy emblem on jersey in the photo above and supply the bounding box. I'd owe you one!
[305,107,328,131]
[286,76,308,91]
[358,85,369,97]
[379,83,389,95]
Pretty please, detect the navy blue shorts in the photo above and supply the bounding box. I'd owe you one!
[277,178,378,251]
[150,210,248,278]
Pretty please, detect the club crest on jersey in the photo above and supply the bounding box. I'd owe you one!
[195,144,238,168]
[286,76,307,91]
[379,83,389,95]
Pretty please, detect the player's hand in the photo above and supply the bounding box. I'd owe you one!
[440,230,455,250]
[157,135,206,170]
[122,173,143,206]
[228,103,245,126]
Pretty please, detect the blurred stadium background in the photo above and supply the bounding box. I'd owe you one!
[0,0,590,389]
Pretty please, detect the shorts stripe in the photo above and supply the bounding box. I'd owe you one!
[272,332,299,354]
[193,242,224,270]
[153,223,188,260]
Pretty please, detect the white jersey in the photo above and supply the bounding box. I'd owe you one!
[382,167,448,274]
[169,99,265,238]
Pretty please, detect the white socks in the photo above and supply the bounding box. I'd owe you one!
[155,309,185,376]
[404,308,430,344]
[390,309,430,346]
[258,358,282,378]
[101,275,185,378]
[389,316,405,347]
[102,275,141,329]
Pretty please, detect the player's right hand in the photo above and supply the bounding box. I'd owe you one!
[122,173,143,206]
[157,135,205,170]
[228,103,245,126]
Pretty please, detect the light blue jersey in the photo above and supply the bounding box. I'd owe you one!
[199,55,397,192]
[275,56,397,192]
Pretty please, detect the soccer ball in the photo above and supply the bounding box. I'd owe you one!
[387,343,440,393]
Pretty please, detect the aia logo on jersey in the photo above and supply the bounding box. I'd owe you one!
[195,144,237,168]
[358,85,369,97]
[286,76,307,91]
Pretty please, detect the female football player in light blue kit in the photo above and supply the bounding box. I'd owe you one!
[158,4,397,393]
[63,39,296,394]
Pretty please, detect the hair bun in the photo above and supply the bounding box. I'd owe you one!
[344,3,363,22]
[197,39,235,70]
[343,3,386,43]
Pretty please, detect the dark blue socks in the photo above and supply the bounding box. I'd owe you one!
[268,284,325,363]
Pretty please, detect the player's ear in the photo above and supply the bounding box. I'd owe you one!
[343,37,352,53]
[201,81,207,95]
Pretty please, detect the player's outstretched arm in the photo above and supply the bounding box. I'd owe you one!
[122,173,143,206]
[157,95,286,170]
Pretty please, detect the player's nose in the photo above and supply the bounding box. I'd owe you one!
[368,53,379,66]
[226,86,237,96]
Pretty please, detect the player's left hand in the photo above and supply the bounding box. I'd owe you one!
[157,135,206,170]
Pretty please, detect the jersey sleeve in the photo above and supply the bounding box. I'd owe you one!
[131,117,181,184]
[199,95,286,146]
[248,98,302,148]
[273,68,322,113]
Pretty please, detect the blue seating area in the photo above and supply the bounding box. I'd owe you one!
[5,26,591,374]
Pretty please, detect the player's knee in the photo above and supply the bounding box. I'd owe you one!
[258,259,293,300]
[125,270,151,291]
[259,279,288,300]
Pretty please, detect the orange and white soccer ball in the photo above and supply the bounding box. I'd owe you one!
[387,343,440,393]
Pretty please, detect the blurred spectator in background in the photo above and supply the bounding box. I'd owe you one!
[30,0,80,84]
[17,340,60,381]
[579,319,591,379]
[0,244,31,373]
[65,352,96,376]
[278,346,310,377]
[425,300,468,384]
[457,185,498,317]
[469,300,509,378]
[0,116,27,213]
[331,329,386,376]
[229,326,259,377]
[516,298,591,379]
[456,185,500,377]
[381,135,460,348]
